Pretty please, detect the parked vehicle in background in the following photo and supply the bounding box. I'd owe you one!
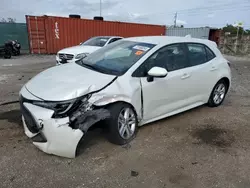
[20,36,231,158]
[4,40,21,56]
[11,40,21,55]
[56,36,123,65]
[0,41,12,59]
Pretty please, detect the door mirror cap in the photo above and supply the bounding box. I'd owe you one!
[148,67,168,78]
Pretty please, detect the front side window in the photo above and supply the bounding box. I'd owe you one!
[82,37,110,47]
[133,43,188,76]
[76,40,156,75]
[187,43,207,66]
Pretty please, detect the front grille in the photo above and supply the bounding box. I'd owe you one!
[58,53,74,60]
[19,96,39,133]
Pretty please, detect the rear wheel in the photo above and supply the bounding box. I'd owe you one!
[105,103,138,145]
[208,80,228,107]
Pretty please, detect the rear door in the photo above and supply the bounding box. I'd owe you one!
[185,43,218,103]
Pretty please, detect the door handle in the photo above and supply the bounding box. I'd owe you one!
[210,66,217,71]
[181,73,190,79]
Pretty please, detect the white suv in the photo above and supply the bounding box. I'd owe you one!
[56,36,123,65]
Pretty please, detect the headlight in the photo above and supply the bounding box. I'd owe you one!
[75,53,88,59]
[33,100,75,115]
[32,94,92,115]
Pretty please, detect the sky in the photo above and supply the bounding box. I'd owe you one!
[1,0,250,29]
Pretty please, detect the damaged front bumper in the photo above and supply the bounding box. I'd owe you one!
[20,100,110,158]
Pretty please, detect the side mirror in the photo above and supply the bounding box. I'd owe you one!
[147,67,168,82]
[148,67,168,77]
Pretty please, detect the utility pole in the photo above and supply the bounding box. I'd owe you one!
[174,12,177,27]
[100,0,102,17]
[235,26,239,53]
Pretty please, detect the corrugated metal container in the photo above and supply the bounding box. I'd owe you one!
[26,15,166,54]
[26,16,47,54]
[166,27,210,39]
[209,29,221,45]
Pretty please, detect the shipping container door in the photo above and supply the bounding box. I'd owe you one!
[26,16,47,54]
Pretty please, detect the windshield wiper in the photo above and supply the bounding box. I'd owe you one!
[80,61,109,74]
[77,60,122,75]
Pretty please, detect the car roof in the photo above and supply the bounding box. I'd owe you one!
[123,36,217,48]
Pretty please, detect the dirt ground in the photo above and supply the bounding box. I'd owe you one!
[0,54,250,188]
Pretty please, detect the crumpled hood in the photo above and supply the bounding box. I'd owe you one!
[25,63,116,101]
[58,45,101,55]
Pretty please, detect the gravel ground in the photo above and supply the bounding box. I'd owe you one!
[0,54,250,188]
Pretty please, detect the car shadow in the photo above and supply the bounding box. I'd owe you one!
[76,122,107,156]
[139,104,207,130]
[0,109,22,126]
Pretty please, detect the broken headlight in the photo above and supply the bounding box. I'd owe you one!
[33,100,75,115]
[32,94,92,116]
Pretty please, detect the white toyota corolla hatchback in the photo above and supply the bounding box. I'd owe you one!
[20,36,231,158]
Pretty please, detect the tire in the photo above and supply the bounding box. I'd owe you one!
[105,102,138,145]
[4,52,11,59]
[208,80,228,107]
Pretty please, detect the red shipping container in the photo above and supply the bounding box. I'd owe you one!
[26,15,166,54]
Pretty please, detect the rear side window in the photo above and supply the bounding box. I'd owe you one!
[205,46,216,61]
[187,43,207,66]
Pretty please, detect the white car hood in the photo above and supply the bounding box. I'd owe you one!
[58,45,101,55]
[25,63,116,101]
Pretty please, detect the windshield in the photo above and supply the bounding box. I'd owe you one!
[76,40,156,76]
[82,37,110,47]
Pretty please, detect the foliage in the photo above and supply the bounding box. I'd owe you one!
[222,24,249,35]
[0,18,16,23]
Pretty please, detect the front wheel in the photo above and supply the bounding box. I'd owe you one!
[4,52,11,59]
[208,80,228,107]
[105,103,138,145]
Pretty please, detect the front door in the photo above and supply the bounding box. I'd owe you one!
[138,43,191,122]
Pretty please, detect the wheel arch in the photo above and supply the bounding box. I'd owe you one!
[217,77,230,92]
[89,93,142,120]
[97,100,140,120]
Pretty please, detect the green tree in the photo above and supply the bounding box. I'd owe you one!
[222,24,249,35]
[0,18,16,23]
[245,29,250,34]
